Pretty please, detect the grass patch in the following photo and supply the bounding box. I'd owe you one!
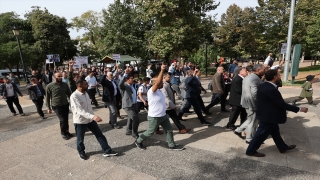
[298,65,320,72]
[282,80,305,86]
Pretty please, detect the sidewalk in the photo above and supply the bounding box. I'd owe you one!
[1,80,320,179]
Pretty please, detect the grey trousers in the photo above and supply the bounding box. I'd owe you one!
[105,99,117,126]
[171,84,183,99]
[234,109,259,142]
[123,105,140,136]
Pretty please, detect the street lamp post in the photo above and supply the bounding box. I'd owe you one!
[12,25,29,83]
[205,40,208,77]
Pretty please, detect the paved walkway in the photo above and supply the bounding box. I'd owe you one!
[1,79,320,179]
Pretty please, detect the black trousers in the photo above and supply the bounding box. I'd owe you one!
[206,93,227,111]
[32,97,44,117]
[178,98,206,123]
[52,104,70,135]
[227,105,247,127]
[166,109,186,130]
[246,122,288,155]
[87,88,98,106]
[6,96,23,114]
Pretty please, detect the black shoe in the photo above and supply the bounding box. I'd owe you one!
[234,130,244,139]
[95,105,99,108]
[226,125,236,130]
[201,121,212,126]
[169,145,185,151]
[221,109,229,112]
[62,134,70,140]
[40,116,46,120]
[135,140,146,150]
[125,131,132,135]
[246,152,265,157]
[280,145,296,153]
[79,153,88,160]
[20,113,26,116]
[132,134,139,139]
[112,125,122,129]
[12,113,18,116]
[204,111,212,115]
[103,150,118,157]
[66,132,74,138]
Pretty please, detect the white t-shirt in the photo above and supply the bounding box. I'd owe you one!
[85,76,97,89]
[137,84,148,102]
[6,83,15,97]
[147,88,166,117]
[146,68,153,78]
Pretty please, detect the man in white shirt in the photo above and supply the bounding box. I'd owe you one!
[70,79,118,160]
[135,62,185,151]
[146,63,153,78]
[264,53,274,67]
[85,71,99,108]
[136,77,150,112]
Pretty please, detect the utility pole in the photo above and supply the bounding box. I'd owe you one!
[283,0,296,81]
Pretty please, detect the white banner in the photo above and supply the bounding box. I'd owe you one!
[112,54,121,61]
[45,59,53,64]
[280,43,287,54]
[46,54,60,62]
[75,56,88,65]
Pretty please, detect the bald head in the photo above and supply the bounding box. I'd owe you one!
[54,72,62,83]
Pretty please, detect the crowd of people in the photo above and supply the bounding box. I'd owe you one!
[0,55,318,160]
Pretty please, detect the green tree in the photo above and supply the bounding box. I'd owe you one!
[135,0,219,62]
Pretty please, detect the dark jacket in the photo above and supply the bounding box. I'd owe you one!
[68,71,76,92]
[0,83,22,99]
[100,75,116,103]
[26,83,45,100]
[184,76,200,99]
[256,82,299,124]
[228,75,243,106]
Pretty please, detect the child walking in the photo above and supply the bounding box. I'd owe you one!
[292,75,317,107]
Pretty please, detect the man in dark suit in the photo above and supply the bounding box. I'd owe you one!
[100,71,122,129]
[246,69,308,157]
[177,69,212,126]
[226,67,248,130]
[27,78,46,119]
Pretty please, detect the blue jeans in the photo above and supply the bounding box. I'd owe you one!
[74,121,112,155]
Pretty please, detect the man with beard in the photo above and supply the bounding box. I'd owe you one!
[46,72,73,140]
[233,64,265,143]
[135,62,185,150]
[70,79,118,160]
[246,69,308,157]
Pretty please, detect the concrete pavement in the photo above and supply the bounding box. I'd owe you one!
[0,79,320,179]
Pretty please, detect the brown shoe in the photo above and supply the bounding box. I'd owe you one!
[280,145,296,153]
[155,130,163,135]
[179,129,191,134]
[246,152,266,157]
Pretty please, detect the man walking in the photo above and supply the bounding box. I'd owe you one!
[233,64,265,143]
[119,68,140,139]
[170,63,183,100]
[246,69,308,157]
[205,66,228,112]
[226,67,248,130]
[135,63,185,150]
[70,79,118,160]
[27,78,46,119]
[162,72,191,134]
[46,73,73,140]
[85,71,99,108]
[8,73,20,90]
[0,77,25,116]
[100,72,122,129]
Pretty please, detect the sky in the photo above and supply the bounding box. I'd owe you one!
[0,0,259,38]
